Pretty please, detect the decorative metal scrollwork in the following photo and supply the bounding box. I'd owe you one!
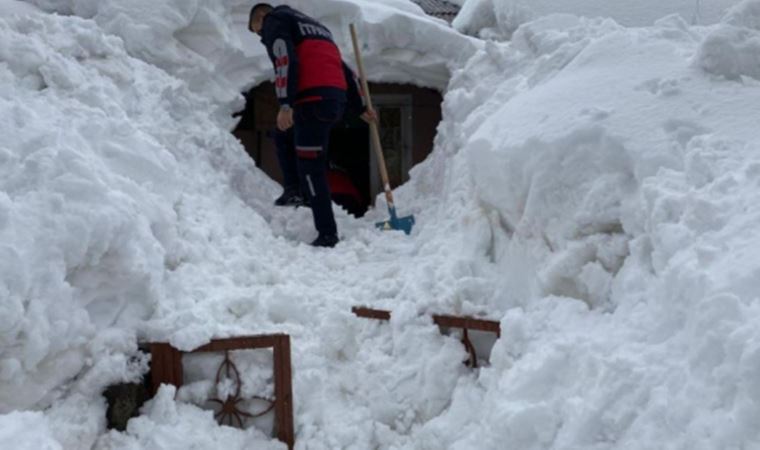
[208,351,276,428]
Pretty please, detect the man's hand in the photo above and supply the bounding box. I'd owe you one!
[361,107,378,124]
[277,107,294,131]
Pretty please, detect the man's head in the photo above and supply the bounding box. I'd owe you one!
[249,3,273,35]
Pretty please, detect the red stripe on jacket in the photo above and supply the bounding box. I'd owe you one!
[296,39,347,92]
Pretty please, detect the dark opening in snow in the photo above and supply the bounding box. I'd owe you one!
[233,82,443,217]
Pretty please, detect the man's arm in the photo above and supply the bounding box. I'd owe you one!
[264,15,299,129]
[272,40,299,109]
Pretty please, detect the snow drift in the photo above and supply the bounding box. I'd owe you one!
[2,0,760,449]
[402,4,760,448]
[698,0,760,81]
[0,7,289,449]
[454,0,746,39]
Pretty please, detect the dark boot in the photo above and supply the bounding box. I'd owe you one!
[310,234,339,248]
[274,187,306,207]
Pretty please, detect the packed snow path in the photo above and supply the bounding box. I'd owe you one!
[140,196,498,448]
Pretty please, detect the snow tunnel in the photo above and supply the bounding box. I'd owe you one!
[233,82,443,217]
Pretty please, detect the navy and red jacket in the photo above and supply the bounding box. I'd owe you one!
[261,6,365,113]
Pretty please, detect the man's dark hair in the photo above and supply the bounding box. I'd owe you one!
[249,3,274,31]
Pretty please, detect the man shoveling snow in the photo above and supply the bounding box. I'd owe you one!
[249,3,376,248]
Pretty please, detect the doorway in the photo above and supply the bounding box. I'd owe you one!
[370,95,413,201]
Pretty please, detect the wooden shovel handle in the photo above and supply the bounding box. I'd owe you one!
[349,23,395,208]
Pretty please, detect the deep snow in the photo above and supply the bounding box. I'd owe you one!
[454,0,746,39]
[2,0,760,449]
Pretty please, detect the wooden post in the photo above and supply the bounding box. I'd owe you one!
[150,343,183,395]
[274,335,295,449]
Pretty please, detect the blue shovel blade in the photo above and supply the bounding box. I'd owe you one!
[376,206,415,235]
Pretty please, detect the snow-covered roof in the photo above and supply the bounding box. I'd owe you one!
[232,0,480,92]
[411,0,460,23]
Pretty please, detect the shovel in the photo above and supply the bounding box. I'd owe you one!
[349,23,416,235]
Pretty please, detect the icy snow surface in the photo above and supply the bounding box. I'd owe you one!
[2,0,760,448]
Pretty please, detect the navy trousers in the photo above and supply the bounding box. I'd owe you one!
[291,99,345,237]
[274,128,300,193]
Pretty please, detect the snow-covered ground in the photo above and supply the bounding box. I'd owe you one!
[2,0,760,448]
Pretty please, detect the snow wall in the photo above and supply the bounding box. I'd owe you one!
[2,0,760,448]
[402,1,760,448]
[454,0,746,39]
